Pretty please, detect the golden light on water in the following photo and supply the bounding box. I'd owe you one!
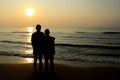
[23,26,34,63]
[25,49,33,54]
[26,27,33,43]
[28,27,33,33]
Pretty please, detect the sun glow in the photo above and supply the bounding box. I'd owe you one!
[26,8,34,16]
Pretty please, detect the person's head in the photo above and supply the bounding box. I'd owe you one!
[45,29,50,35]
[36,24,41,31]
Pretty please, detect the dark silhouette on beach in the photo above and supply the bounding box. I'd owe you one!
[44,29,55,73]
[31,24,45,72]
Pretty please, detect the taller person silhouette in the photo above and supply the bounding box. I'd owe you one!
[31,24,45,72]
[44,29,55,73]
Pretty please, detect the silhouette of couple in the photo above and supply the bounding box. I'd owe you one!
[31,24,55,73]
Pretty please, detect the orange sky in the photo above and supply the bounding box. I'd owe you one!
[0,0,120,28]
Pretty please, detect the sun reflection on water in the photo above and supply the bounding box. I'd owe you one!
[28,27,33,33]
[27,37,31,43]
[26,26,33,42]
[24,27,33,58]
[25,49,33,54]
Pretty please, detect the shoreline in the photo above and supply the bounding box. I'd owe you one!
[0,56,120,68]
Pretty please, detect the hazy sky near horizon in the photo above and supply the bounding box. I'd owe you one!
[0,0,120,28]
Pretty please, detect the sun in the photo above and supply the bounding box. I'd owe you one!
[26,8,34,16]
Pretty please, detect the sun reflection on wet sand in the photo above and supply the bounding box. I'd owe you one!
[24,58,33,63]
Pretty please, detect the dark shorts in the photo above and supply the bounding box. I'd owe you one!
[33,54,43,61]
[33,49,44,61]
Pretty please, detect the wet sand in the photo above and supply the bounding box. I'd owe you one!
[0,63,120,80]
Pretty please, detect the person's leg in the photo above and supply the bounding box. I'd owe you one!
[39,54,42,72]
[45,56,49,73]
[50,55,54,73]
[33,55,37,72]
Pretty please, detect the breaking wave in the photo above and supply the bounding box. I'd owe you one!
[0,51,120,64]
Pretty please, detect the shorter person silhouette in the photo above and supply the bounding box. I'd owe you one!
[44,29,55,73]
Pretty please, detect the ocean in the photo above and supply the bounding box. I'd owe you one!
[0,27,120,64]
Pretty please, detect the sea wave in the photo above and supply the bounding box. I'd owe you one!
[11,31,31,33]
[1,31,120,34]
[75,32,84,33]
[0,51,33,58]
[64,36,119,39]
[0,51,120,64]
[75,31,120,34]
[0,40,120,49]
[0,40,30,45]
[56,44,120,49]
[102,32,120,34]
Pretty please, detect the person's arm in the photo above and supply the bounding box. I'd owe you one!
[53,37,55,55]
[31,33,35,47]
[31,34,33,45]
